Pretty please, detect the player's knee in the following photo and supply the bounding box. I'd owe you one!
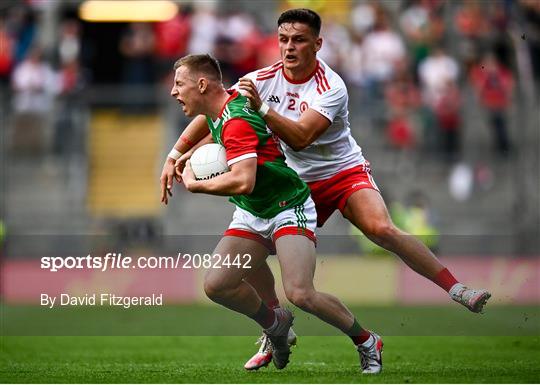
[203,277,226,302]
[364,221,400,244]
[285,287,315,311]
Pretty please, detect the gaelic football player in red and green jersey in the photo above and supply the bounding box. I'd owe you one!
[169,54,377,371]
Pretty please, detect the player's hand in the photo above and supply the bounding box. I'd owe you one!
[181,160,197,192]
[175,150,193,177]
[238,77,262,111]
[160,157,176,205]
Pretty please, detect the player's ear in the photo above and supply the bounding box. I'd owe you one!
[198,78,207,94]
[315,36,322,53]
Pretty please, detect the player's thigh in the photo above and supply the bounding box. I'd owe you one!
[342,188,394,234]
[205,236,269,289]
[274,235,316,292]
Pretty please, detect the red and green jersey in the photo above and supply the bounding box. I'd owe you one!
[205,90,310,218]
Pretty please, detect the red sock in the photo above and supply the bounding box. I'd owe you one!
[265,298,280,309]
[347,319,372,345]
[434,268,459,292]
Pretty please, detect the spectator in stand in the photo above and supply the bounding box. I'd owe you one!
[361,6,406,123]
[361,7,406,90]
[7,5,36,65]
[214,11,262,85]
[187,3,218,55]
[418,46,459,157]
[433,79,461,162]
[119,23,156,85]
[154,4,193,81]
[384,60,422,150]
[454,0,490,70]
[317,16,350,73]
[399,0,445,81]
[53,20,86,157]
[470,53,514,156]
[11,46,59,154]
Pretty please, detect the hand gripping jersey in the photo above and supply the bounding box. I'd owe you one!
[241,59,365,182]
[205,90,310,219]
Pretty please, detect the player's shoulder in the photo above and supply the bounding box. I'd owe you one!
[317,59,346,89]
[224,93,262,123]
[316,59,347,95]
[255,60,284,81]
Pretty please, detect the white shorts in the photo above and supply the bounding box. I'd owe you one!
[224,196,317,254]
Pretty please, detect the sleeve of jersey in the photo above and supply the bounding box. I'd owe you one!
[310,85,347,123]
[222,118,259,166]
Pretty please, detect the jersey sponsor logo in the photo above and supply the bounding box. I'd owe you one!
[267,95,281,104]
[279,200,288,207]
[286,91,299,98]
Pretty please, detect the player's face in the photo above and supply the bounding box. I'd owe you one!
[170,66,201,117]
[278,22,321,71]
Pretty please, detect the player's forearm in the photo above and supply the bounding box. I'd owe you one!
[188,170,255,196]
[263,109,313,151]
[170,115,209,156]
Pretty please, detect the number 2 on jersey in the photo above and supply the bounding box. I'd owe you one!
[287,98,296,111]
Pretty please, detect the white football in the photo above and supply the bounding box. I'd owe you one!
[190,143,229,180]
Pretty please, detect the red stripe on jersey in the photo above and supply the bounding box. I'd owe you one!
[257,61,283,75]
[315,69,330,94]
[256,65,283,80]
[314,71,325,94]
[320,69,331,91]
[256,72,280,81]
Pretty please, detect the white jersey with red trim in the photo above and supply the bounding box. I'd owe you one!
[238,58,365,182]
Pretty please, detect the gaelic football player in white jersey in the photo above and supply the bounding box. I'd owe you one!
[160,8,490,374]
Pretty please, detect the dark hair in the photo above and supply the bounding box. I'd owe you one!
[173,54,222,82]
[278,8,321,36]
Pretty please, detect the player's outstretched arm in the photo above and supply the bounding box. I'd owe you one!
[238,77,331,151]
[160,115,209,205]
[175,132,214,175]
[181,158,257,197]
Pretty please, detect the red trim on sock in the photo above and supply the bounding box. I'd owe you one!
[434,268,459,292]
[266,298,280,309]
[351,329,372,345]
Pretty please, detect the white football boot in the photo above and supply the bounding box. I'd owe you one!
[449,283,492,313]
[357,332,383,374]
[244,328,297,370]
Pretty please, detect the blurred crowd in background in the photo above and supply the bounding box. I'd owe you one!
[1,0,539,160]
[0,0,539,253]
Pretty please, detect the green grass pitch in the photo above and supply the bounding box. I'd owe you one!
[1,305,539,383]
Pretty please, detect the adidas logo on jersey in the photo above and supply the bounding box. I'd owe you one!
[267,95,281,103]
